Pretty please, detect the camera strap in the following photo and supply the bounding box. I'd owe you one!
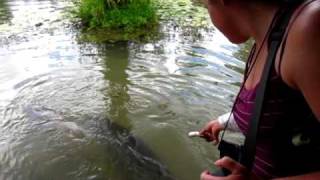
[240,0,305,170]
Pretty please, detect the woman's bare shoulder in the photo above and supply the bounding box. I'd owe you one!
[282,0,320,119]
[293,0,320,32]
[280,0,320,87]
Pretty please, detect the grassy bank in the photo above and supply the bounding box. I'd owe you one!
[74,0,211,42]
[77,0,157,32]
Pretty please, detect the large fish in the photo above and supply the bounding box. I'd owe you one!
[0,103,174,180]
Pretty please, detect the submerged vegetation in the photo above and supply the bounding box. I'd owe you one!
[156,0,210,28]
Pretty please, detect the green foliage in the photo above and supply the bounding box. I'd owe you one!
[155,0,210,28]
[74,0,210,42]
[77,0,157,31]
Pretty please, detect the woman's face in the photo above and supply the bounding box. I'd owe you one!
[205,0,250,43]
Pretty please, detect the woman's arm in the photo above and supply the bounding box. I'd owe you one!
[281,2,320,121]
[199,112,241,145]
[273,4,320,179]
[217,112,241,132]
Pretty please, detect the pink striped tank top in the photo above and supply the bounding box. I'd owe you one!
[233,0,320,178]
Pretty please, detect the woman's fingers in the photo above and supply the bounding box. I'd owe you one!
[200,120,223,144]
[200,124,214,141]
[212,126,221,145]
[200,170,222,180]
[214,157,247,174]
[200,131,214,142]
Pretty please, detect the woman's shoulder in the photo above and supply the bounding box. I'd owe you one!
[292,0,320,32]
[280,0,320,120]
[279,0,320,88]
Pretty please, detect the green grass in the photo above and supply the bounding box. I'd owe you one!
[77,0,157,31]
[73,0,210,42]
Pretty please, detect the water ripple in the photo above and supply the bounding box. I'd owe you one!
[0,0,249,179]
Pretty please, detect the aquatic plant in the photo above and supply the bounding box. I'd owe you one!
[74,0,211,42]
[155,0,210,28]
[77,0,157,31]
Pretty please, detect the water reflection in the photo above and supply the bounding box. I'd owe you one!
[101,42,132,130]
[233,39,254,62]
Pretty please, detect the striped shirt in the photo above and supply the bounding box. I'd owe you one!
[232,0,320,178]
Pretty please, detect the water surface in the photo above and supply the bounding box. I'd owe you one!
[0,1,247,179]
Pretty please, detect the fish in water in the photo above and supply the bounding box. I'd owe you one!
[1,104,175,180]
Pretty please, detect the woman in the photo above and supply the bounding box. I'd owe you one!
[199,0,320,179]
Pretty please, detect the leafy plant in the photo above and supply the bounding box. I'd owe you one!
[77,0,156,30]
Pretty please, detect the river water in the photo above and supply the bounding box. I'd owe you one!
[0,0,247,180]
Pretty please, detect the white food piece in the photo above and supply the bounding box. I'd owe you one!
[188,131,200,137]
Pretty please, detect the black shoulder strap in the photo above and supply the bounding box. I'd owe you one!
[240,0,304,170]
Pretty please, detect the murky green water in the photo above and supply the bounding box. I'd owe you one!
[0,1,248,180]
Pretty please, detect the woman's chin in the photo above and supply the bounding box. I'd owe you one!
[228,36,249,44]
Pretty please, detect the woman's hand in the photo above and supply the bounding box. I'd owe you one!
[200,157,259,180]
[200,120,224,145]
